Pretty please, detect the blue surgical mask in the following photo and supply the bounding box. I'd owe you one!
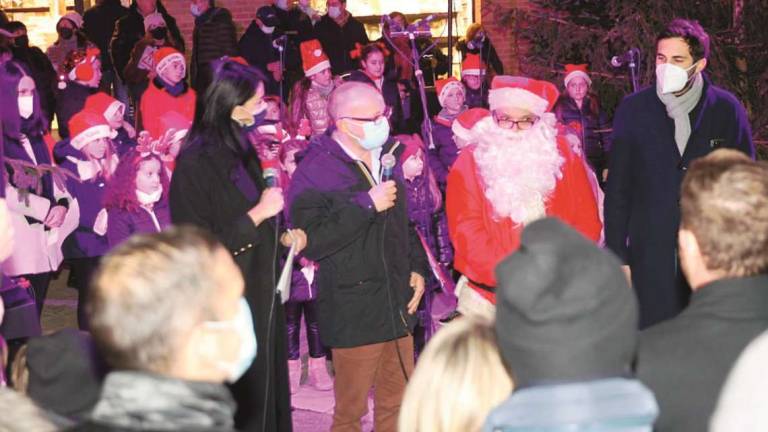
[206,298,258,383]
[348,117,390,150]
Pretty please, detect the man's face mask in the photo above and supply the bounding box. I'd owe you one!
[656,61,699,94]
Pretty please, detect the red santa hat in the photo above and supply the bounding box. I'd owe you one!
[84,92,125,121]
[228,56,250,66]
[563,63,592,87]
[153,47,185,75]
[397,134,426,164]
[452,108,490,141]
[69,110,117,151]
[461,54,486,77]
[159,110,192,144]
[300,39,330,77]
[488,75,560,116]
[435,77,465,107]
[59,47,101,89]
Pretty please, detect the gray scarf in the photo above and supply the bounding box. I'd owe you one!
[89,371,236,431]
[656,73,704,156]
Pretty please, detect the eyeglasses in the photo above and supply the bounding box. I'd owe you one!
[493,113,539,130]
[340,106,392,123]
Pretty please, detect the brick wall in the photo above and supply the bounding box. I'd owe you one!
[476,0,526,74]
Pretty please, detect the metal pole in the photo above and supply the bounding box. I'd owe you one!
[447,0,453,75]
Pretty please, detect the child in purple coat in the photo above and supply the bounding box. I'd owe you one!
[104,149,171,248]
[281,139,334,394]
[55,110,119,330]
[398,134,454,356]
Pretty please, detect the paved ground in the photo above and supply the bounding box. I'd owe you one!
[40,269,340,431]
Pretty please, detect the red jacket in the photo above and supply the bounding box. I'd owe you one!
[139,83,196,139]
[446,134,602,303]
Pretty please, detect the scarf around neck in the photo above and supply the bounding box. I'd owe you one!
[437,106,468,123]
[89,371,236,430]
[656,72,704,156]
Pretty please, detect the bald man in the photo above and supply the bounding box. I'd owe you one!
[288,82,428,432]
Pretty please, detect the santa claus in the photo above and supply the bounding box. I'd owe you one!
[446,75,602,318]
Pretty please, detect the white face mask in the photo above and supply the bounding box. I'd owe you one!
[656,62,697,94]
[328,6,341,19]
[260,25,275,34]
[204,298,258,383]
[136,186,163,205]
[18,95,34,119]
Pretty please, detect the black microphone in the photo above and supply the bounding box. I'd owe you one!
[611,48,639,67]
[381,154,396,182]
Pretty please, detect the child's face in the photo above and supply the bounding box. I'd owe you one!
[442,86,465,112]
[463,75,482,90]
[105,105,124,129]
[84,137,108,160]
[136,158,162,194]
[402,149,424,179]
[266,100,281,122]
[282,149,298,177]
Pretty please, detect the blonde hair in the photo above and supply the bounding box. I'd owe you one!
[398,318,513,432]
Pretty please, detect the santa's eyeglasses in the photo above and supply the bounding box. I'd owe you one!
[493,113,539,130]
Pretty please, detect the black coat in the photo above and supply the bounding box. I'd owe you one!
[347,70,405,134]
[457,38,504,76]
[55,82,97,139]
[238,22,298,98]
[637,275,768,432]
[83,0,128,72]
[554,95,612,174]
[169,140,292,432]
[605,75,754,328]
[191,7,238,94]
[110,1,184,82]
[287,133,428,348]
[314,14,369,76]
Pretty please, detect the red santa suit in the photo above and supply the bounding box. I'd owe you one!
[446,76,602,312]
[139,47,196,140]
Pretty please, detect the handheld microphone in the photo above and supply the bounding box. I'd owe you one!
[381,154,396,182]
[262,164,281,188]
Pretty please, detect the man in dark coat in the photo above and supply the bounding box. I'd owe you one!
[110,0,183,108]
[288,82,427,431]
[190,0,238,94]
[636,150,768,432]
[273,0,315,100]
[605,18,754,328]
[238,6,293,98]
[83,0,128,96]
[314,0,369,76]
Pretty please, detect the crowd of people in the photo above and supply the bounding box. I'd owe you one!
[0,2,765,432]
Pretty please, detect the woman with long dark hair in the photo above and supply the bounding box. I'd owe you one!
[1,61,76,317]
[169,58,304,432]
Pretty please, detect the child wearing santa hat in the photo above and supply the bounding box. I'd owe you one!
[54,46,102,138]
[103,148,171,248]
[289,39,335,138]
[398,133,453,357]
[461,53,488,109]
[139,47,196,140]
[55,109,120,330]
[429,76,467,189]
[84,92,137,155]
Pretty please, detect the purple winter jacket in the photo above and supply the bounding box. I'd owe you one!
[106,199,171,248]
[428,117,458,188]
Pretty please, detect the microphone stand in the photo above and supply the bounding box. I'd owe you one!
[628,48,640,93]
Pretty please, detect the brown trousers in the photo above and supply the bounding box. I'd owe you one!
[330,336,414,432]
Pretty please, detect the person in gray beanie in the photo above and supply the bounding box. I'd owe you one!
[483,217,658,431]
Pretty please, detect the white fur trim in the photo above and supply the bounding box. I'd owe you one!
[305,60,330,77]
[451,121,472,141]
[155,53,185,74]
[70,125,115,150]
[103,101,125,121]
[461,68,485,76]
[438,81,465,106]
[564,70,591,87]
[488,87,549,116]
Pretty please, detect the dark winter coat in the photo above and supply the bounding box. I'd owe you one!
[464,84,488,109]
[237,22,293,97]
[347,70,404,134]
[554,95,612,174]
[287,133,428,348]
[112,128,137,156]
[169,137,292,432]
[404,172,452,266]
[275,6,316,99]
[314,14,369,76]
[637,275,768,432]
[106,199,170,248]
[429,116,457,187]
[191,7,238,94]
[605,75,754,328]
[54,82,97,139]
[83,0,128,73]
[110,1,184,82]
